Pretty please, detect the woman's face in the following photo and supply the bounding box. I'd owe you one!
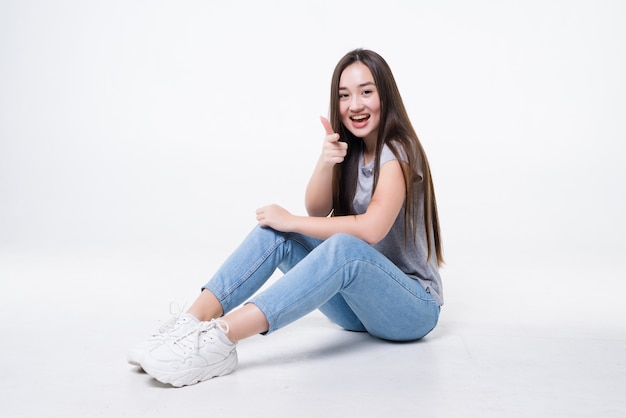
[338,62,381,145]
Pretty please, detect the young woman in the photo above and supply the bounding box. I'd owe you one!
[128,48,444,387]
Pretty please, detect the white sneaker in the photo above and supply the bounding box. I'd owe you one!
[141,319,238,387]
[127,313,199,366]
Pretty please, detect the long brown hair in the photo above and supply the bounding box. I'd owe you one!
[329,49,443,266]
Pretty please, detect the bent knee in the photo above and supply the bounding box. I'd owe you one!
[325,233,368,249]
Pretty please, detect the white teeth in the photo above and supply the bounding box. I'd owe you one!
[351,114,369,121]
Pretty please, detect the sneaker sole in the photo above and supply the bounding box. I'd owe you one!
[143,349,238,387]
[127,351,143,367]
[127,343,161,367]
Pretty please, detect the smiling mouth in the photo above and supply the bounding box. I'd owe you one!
[350,114,370,122]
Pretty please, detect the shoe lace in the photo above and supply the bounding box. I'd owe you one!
[154,302,188,335]
[174,319,230,355]
[168,301,187,316]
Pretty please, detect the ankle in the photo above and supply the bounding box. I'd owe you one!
[186,310,210,322]
[187,290,224,321]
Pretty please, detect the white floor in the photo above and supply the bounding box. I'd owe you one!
[1,251,624,418]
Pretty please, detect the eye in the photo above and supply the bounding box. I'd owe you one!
[362,89,373,95]
[339,93,349,99]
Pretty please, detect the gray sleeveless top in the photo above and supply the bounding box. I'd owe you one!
[353,144,443,305]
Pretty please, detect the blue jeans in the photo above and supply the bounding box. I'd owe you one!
[203,225,440,341]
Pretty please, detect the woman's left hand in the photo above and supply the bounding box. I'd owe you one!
[255,204,295,231]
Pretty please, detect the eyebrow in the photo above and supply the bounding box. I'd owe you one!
[338,82,376,90]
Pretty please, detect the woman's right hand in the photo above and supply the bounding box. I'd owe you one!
[305,116,346,216]
[320,116,347,165]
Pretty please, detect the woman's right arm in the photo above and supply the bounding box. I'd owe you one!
[304,117,347,217]
[305,156,335,216]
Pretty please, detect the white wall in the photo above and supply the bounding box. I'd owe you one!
[1,0,625,275]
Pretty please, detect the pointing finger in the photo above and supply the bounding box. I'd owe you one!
[320,116,334,135]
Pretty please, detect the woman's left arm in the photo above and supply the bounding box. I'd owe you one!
[256,160,406,245]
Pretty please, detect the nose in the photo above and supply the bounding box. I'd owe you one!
[349,95,363,111]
